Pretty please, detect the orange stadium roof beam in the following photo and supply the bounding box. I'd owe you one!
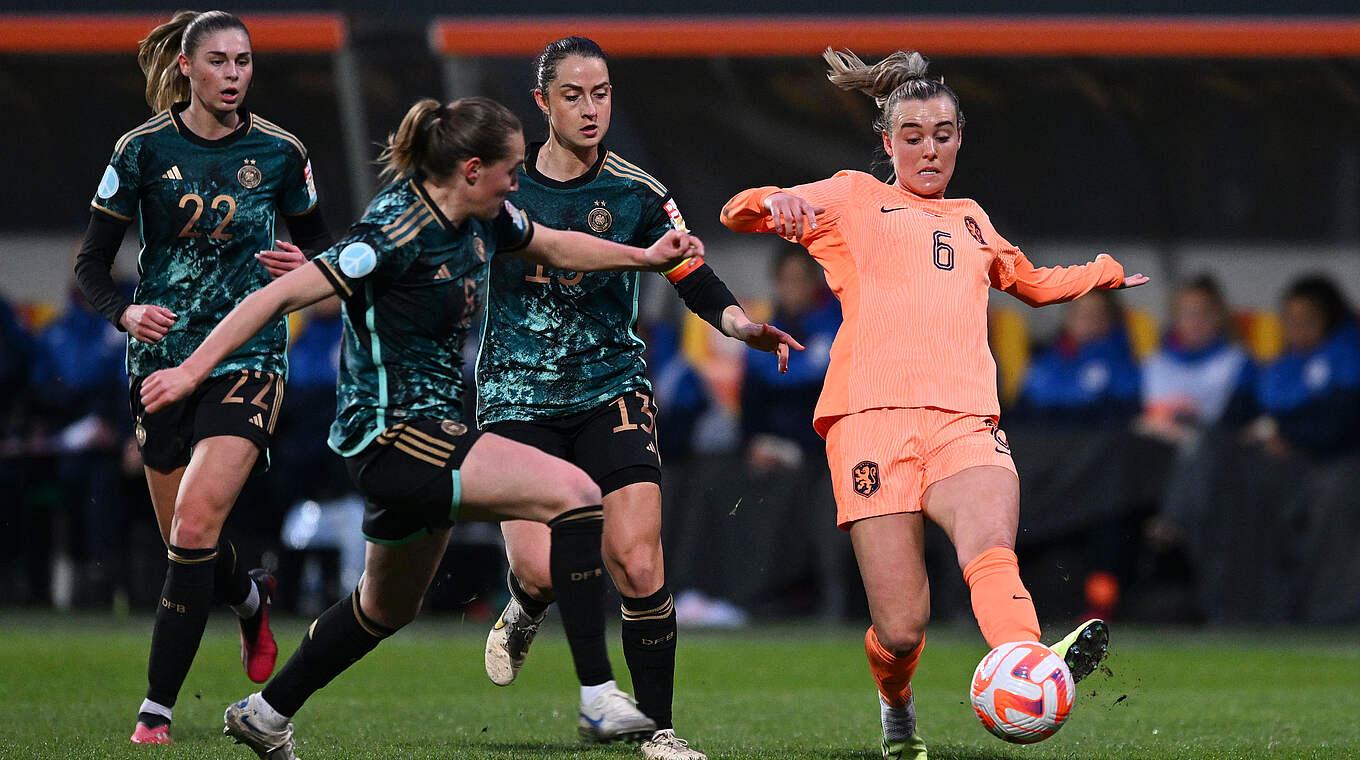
[0,13,347,54]
[429,15,1360,58]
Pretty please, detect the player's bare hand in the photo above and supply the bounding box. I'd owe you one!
[764,193,824,241]
[729,317,805,374]
[256,240,306,278]
[644,229,704,270]
[1119,273,1150,289]
[120,303,177,344]
[139,366,200,414]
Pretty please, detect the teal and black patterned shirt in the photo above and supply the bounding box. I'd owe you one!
[313,176,533,456]
[91,103,317,378]
[476,144,684,425]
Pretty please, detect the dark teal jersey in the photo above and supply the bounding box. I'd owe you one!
[92,103,318,378]
[476,144,685,425]
[313,176,533,456]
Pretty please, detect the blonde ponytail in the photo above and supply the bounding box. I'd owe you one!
[137,10,198,113]
[823,47,964,133]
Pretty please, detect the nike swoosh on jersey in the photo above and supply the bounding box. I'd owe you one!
[880,206,910,213]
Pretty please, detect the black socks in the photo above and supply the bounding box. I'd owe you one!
[262,589,395,718]
[145,545,217,708]
[548,506,612,687]
[621,585,678,730]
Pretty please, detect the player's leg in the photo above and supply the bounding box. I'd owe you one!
[228,529,451,760]
[137,435,257,742]
[485,520,554,686]
[459,432,610,712]
[849,513,931,760]
[826,410,930,760]
[922,464,1040,648]
[481,419,567,685]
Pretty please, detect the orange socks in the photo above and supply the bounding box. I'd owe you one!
[864,626,924,708]
[962,546,1041,648]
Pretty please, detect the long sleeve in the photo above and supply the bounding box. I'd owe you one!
[999,251,1125,308]
[74,211,132,329]
[719,186,782,233]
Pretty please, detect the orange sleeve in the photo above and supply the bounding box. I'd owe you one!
[719,185,782,233]
[999,251,1126,307]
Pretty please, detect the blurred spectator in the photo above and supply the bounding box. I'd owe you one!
[267,297,346,510]
[1138,275,1255,443]
[646,320,715,460]
[26,284,133,607]
[1013,289,1141,425]
[1245,275,1360,459]
[741,248,839,471]
[0,294,35,603]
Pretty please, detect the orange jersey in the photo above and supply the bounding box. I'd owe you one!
[721,170,1125,435]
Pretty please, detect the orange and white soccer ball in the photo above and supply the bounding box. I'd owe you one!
[969,640,1074,744]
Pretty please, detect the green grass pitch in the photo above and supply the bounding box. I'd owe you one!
[1,612,1356,759]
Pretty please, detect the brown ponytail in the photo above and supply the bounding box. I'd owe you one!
[378,97,523,183]
[137,10,250,113]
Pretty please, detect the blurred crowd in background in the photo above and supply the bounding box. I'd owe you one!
[2,247,1358,627]
[3,9,1359,629]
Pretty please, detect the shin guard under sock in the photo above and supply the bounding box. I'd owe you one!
[262,589,394,717]
[963,546,1041,648]
[548,506,612,686]
[865,625,923,708]
[146,545,217,708]
[621,585,677,730]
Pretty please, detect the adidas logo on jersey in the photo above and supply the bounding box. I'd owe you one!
[161,166,183,180]
[433,264,452,281]
[249,413,264,428]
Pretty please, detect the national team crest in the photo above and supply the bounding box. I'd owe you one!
[237,161,262,189]
[135,422,147,447]
[852,460,880,497]
[440,419,468,437]
[588,203,612,233]
[964,216,987,245]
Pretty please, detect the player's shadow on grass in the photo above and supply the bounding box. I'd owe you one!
[823,748,1001,760]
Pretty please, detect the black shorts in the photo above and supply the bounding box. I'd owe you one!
[344,418,484,545]
[129,369,283,472]
[483,390,661,497]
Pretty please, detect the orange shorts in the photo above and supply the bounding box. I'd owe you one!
[823,407,1017,529]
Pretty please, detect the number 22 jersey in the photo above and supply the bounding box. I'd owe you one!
[91,102,317,378]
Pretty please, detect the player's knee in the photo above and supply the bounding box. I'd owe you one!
[510,561,553,599]
[604,541,663,597]
[875,621,927,655]
[362,592,421,630]
[552,465,602,513]
[167,506,224,549]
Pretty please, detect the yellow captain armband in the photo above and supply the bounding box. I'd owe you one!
[663,256,704,284]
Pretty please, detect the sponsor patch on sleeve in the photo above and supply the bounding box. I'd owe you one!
[304,160,317,205]
[663,198,687,232]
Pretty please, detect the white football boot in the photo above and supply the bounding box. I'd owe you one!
[578,682,656,743]
[484,596,546,686]
[641,728,708,760]
[223,692,297,760]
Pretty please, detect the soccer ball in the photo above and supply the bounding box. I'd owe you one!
[969,640,1074,744]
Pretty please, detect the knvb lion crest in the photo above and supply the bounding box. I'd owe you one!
[964,215,987,245]
[852,460,880,497]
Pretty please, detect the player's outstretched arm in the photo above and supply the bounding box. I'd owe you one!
[140,262,334,413]
[721,307,805,374]
[720,187,824,241]
[521,226,699,272]
[1001,251,1148,308]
